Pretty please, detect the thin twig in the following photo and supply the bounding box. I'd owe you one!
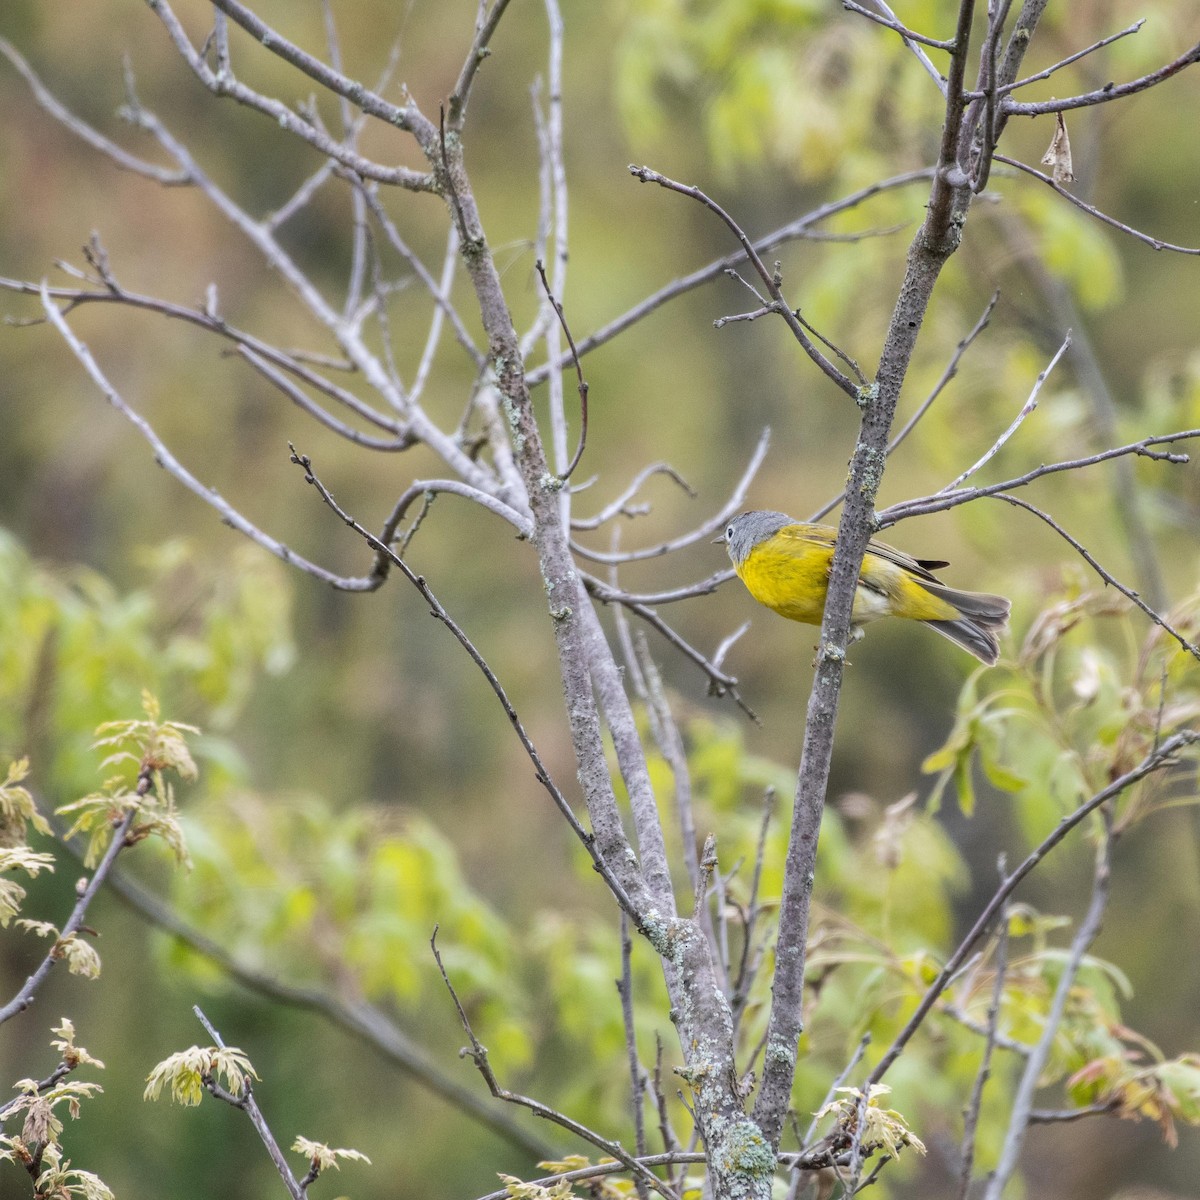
[879,429,1200,527]
[1027,1102,1118,1124]
[652,1037,682,1165]
[526,170,937,386]
[235,346,412,450]
[616,597,757,721]
[39,287,369,590]
[991,492,1200,661]
[571,427,769,564]
[629,166,858,398]
[810,292,999,522]
[983,808,1116,1199]
[193,1007,305,1200]
[939,330,1069,492]
[730,787,776,1030]
[535,259,588,481]
[355,181,488,371]
[993,155,1200,255]
[967,20,1145,98]
[635,637,704,910]
[572,463,696,531]
[858,0,948,94]
[842,2,955,50]
[431,929,678,1200]
[1002,40,1200,116]
[288,447,639,917]
[957,897,1009,1200]
[0,38,186,183]
[448,0,515,127]
[150,0,436,187]
[618,912,651,1200]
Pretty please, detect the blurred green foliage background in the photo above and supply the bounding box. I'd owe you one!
[1,1,1199,1197]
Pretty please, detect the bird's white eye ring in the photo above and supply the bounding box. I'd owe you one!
[726,525,734,540]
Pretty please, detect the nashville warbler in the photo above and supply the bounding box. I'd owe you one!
[718,510,1010,664]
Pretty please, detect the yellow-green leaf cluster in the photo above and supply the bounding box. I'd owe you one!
[143,1045,257,1107]
[813,1083,927,1158]
[56,692,197,868]
[291,1136,372,1173]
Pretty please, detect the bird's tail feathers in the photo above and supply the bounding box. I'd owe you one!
[919,582,1011,666]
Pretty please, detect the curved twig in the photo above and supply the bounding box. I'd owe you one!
[572,428,769,564]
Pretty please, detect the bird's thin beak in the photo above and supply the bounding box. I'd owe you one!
[712,533,726,545]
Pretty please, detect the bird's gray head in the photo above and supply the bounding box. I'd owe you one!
[719,510,792,567]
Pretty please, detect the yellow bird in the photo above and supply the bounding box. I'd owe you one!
[719,511,1010,664]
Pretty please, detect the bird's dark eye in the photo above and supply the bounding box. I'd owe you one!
[725,525,734,540]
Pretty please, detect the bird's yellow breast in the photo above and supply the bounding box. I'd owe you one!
[736,535,834,623]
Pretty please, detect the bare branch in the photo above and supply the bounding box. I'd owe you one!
[957,905,1008,1199]
[572,463,696,531]
[535,259,588,481]
[193,1008,305,1200]
[2,273,408,436]
[120,101,495,489]
[235,346,412,450]
[1027,1102,1118,1124]
[984,809,1115,1199]
[810,291,999,521]
[0,38,186,184]
[969,20,1145,98]
[595,590,756,720]
[149,0,437,186]
[939,330,1069,492]
[367,479,531,591]
[629,166,859,398]
[265,160,336,230]
[526,169,936,386]
[878,429,1200,527]
[354,182,488,371]
[40,287,369,590]
[202,0,434,143]
[448,0,516,128]
[841,2,955,51]
[993,155,1200,255]
[411,227,463,404]
[633,637,728,977]
[586,570,733,608]
[1003,40,1200,116]
[854,0,948,94]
